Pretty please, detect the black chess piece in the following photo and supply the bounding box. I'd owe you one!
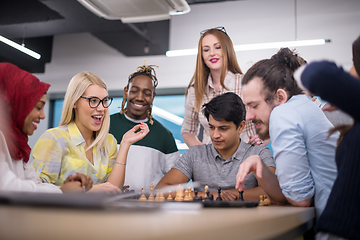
[238,191,244,201]
[204,190,213,201]
[193,190,202,202]
[216,186,222,201]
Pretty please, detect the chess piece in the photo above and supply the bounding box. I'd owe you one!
[167,191,173,200]
[148,183,155,201]
[187,186,193,201]
[204,185,209,198]
[238,191,244,201]
[262,195,271,206]
[175,185,184,201]
[139,188,147,201]
[183,189,190,201]
[216,186,222,201]
[259,195,271,206]
[203,190,212,201]
[193,190,202,202]
[159,192,165,202]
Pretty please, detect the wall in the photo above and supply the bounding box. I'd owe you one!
[29,0,360,151]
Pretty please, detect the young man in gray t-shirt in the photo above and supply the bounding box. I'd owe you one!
[156,92,275,201]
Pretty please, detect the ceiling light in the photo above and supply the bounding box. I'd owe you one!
[0,35,41,60]
[166,39,330,57]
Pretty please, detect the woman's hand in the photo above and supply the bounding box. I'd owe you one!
[87,182,122,194]
[248,134,269,146]
[121,122,150,146]
[60,173,93,193]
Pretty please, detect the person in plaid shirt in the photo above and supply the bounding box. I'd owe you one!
[32,72,149,193]
[181,27,263,148]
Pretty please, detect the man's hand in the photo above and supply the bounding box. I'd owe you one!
[236,155,263,191]
[63,173,93,191]
[220,190,241,201]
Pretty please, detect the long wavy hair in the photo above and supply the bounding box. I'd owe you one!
[60,72,111,158]
[186,28,242,111]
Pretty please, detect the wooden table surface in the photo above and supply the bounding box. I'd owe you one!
[0,203,314,240]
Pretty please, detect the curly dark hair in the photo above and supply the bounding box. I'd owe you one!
[120,61,158,125]
[242,48,303,103]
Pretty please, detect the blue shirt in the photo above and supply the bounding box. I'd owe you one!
[270,94,338,221]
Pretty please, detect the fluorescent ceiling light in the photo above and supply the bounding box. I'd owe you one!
[166,39,330,57]
[0,35,41,60]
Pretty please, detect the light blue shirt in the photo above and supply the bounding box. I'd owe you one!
[270,94,338,221]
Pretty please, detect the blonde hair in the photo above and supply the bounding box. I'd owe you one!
[186,28,243,111]
[60,72,111,158]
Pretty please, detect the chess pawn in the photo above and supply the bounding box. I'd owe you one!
[259,195,265,206]
[175,185,184,201]
[193,190,202,202]
[139,188,147,201]
[148,193,155,201]
[203,190,212,201]
[216,186,222,201]
[187,186,193,201]
[183,189,190,201]
[158,192,165,201]
[167,191,173,201]
[263,196,271,206]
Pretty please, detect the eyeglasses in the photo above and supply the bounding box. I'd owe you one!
[80,96,113,108]
[200,26,227,36]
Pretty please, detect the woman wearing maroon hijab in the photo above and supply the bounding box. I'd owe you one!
[0,62,92,192]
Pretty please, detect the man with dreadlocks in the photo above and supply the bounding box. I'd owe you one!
[110,63,180,191]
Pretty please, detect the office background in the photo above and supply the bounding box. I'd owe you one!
[11,0,359,157]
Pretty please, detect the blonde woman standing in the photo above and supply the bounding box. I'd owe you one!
[181,27,259,147]
[32,72,149,193]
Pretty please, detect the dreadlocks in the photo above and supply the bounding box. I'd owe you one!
[120,61,158,125]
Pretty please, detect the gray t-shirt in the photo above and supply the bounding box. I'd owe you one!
[173,140,275,192]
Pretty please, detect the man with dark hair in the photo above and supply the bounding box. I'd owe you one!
[236,48,337,221]
[110,64,179,191]
[156,92,275,201]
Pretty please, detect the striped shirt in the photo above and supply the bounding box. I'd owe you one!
[31,122,118,185]
[181,71,256,144]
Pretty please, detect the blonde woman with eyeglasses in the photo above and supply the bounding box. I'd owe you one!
[32,72,149,193]
[181,27,259,147]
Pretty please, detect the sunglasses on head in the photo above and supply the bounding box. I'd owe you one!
[200,26,227,36]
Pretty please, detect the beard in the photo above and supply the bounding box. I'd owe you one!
[253,120,270,140]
